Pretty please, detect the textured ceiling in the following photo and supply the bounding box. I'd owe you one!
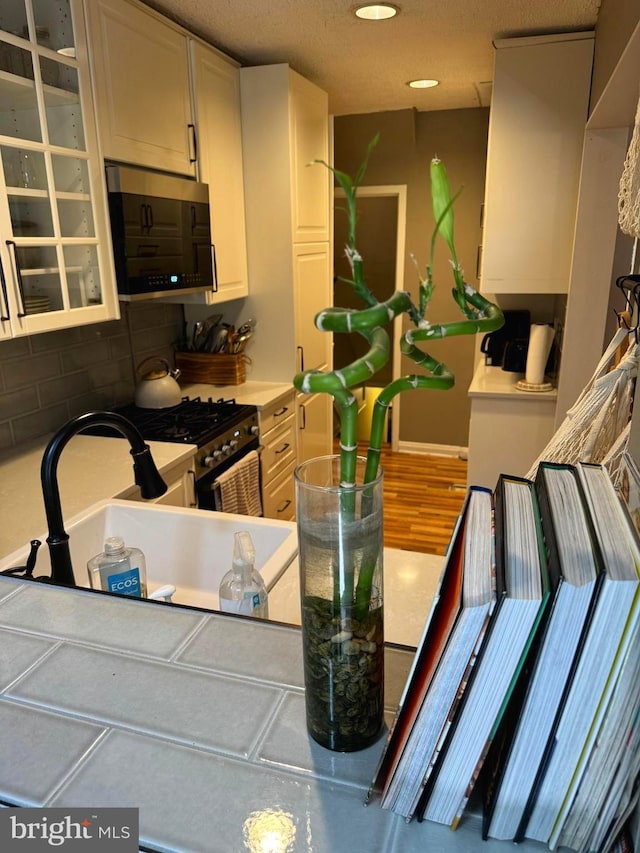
[143,0,601,115]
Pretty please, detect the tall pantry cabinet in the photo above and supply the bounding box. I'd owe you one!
[240,64,333,463]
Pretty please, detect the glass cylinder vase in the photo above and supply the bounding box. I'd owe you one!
[294,454,384,751]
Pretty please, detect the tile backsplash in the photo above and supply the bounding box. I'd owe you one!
[0,302,184,450]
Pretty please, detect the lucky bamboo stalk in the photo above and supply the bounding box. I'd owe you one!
[294,140,504,619]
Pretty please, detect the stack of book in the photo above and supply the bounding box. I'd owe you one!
[368,462,640,851]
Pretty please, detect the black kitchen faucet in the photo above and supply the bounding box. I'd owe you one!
[41,411,168,586]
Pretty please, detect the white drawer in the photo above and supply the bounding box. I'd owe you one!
[259,391,296,434]
[261,418,297,483]
[262,466,295,521]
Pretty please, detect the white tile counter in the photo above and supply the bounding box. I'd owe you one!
[0,435,196,559]
[0,575,547,853]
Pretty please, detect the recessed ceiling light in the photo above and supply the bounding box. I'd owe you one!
[407,79,439,89]
[355,4,399,21]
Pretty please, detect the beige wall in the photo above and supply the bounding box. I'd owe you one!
[590,0,640,110]
[334,107,490,447]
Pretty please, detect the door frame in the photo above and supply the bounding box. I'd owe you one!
[334,185,407,451]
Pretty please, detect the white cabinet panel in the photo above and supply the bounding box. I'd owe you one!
[187,42,248,304]
[85,0,195,177]
[289,71,329,243]
[258,390,297,521]
[261,417,297,483]
[293,242,332,373]
[297,391,332,464]
[466,366,557,490]
[480,34,593,295]
[240,64,332,396]
[261,466,296,523]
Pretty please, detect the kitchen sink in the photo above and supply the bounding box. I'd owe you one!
[0,500,298,610]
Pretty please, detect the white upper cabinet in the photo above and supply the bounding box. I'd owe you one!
[84,0,195,177]
[0,0,118,339]
[184,41,248,304]
[480,33,594,295]
[289,71,330,244]
[84,0,249,306]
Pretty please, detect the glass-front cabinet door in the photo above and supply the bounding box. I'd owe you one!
[0,0,118,339]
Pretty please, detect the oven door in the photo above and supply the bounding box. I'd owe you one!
[196,438,261,512]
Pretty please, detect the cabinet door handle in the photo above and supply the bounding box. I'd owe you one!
[146,203,154,230]
[476,245,482,280]
[0,254,10,321]
[139,203,147,231]
[5,240,25,317]
[299,403,307,430]
[188,470,198,508]
[191,204,197,232]
[211,243,218,292]
[188,123,198,163]
[275,442,290,455]
[297,345,304,372]
[276,499,291,514]
[138,243,160,256]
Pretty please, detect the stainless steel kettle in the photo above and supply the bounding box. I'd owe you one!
[134,357,182,409]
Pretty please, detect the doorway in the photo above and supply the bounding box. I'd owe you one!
[333,185,407,450]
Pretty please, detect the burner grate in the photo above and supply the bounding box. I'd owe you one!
[106,397,257,446]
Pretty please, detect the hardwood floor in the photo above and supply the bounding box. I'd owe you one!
[338,442,468,556]
[378,444,468,555]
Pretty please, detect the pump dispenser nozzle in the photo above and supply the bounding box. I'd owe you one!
[219,530,268,619]
[233,531,256,571]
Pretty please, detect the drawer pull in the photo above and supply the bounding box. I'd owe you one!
[275,442,290,455]
[273,407,288,418]
[276,499,292,513]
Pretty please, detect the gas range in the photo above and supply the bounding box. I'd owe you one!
[106,397,260,483]
[112,397,257,445]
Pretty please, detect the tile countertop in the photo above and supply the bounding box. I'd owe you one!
[0,576,547,853]
[0,436,196,559]
[468,362,558,401]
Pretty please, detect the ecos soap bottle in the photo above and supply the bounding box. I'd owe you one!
[219,531,268,618]
[87,536,147,598]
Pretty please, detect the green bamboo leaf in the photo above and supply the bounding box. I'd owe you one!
[430,157,457,260]
[354,133,380,187]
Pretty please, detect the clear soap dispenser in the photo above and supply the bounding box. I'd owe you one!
[218,531,269,619]
[87,536,147,598]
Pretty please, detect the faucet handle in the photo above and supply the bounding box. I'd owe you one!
[0,539,41,578]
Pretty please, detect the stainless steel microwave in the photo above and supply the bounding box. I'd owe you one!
[105,164,215,301]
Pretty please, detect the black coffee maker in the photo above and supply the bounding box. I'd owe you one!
[480,310,531,371]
